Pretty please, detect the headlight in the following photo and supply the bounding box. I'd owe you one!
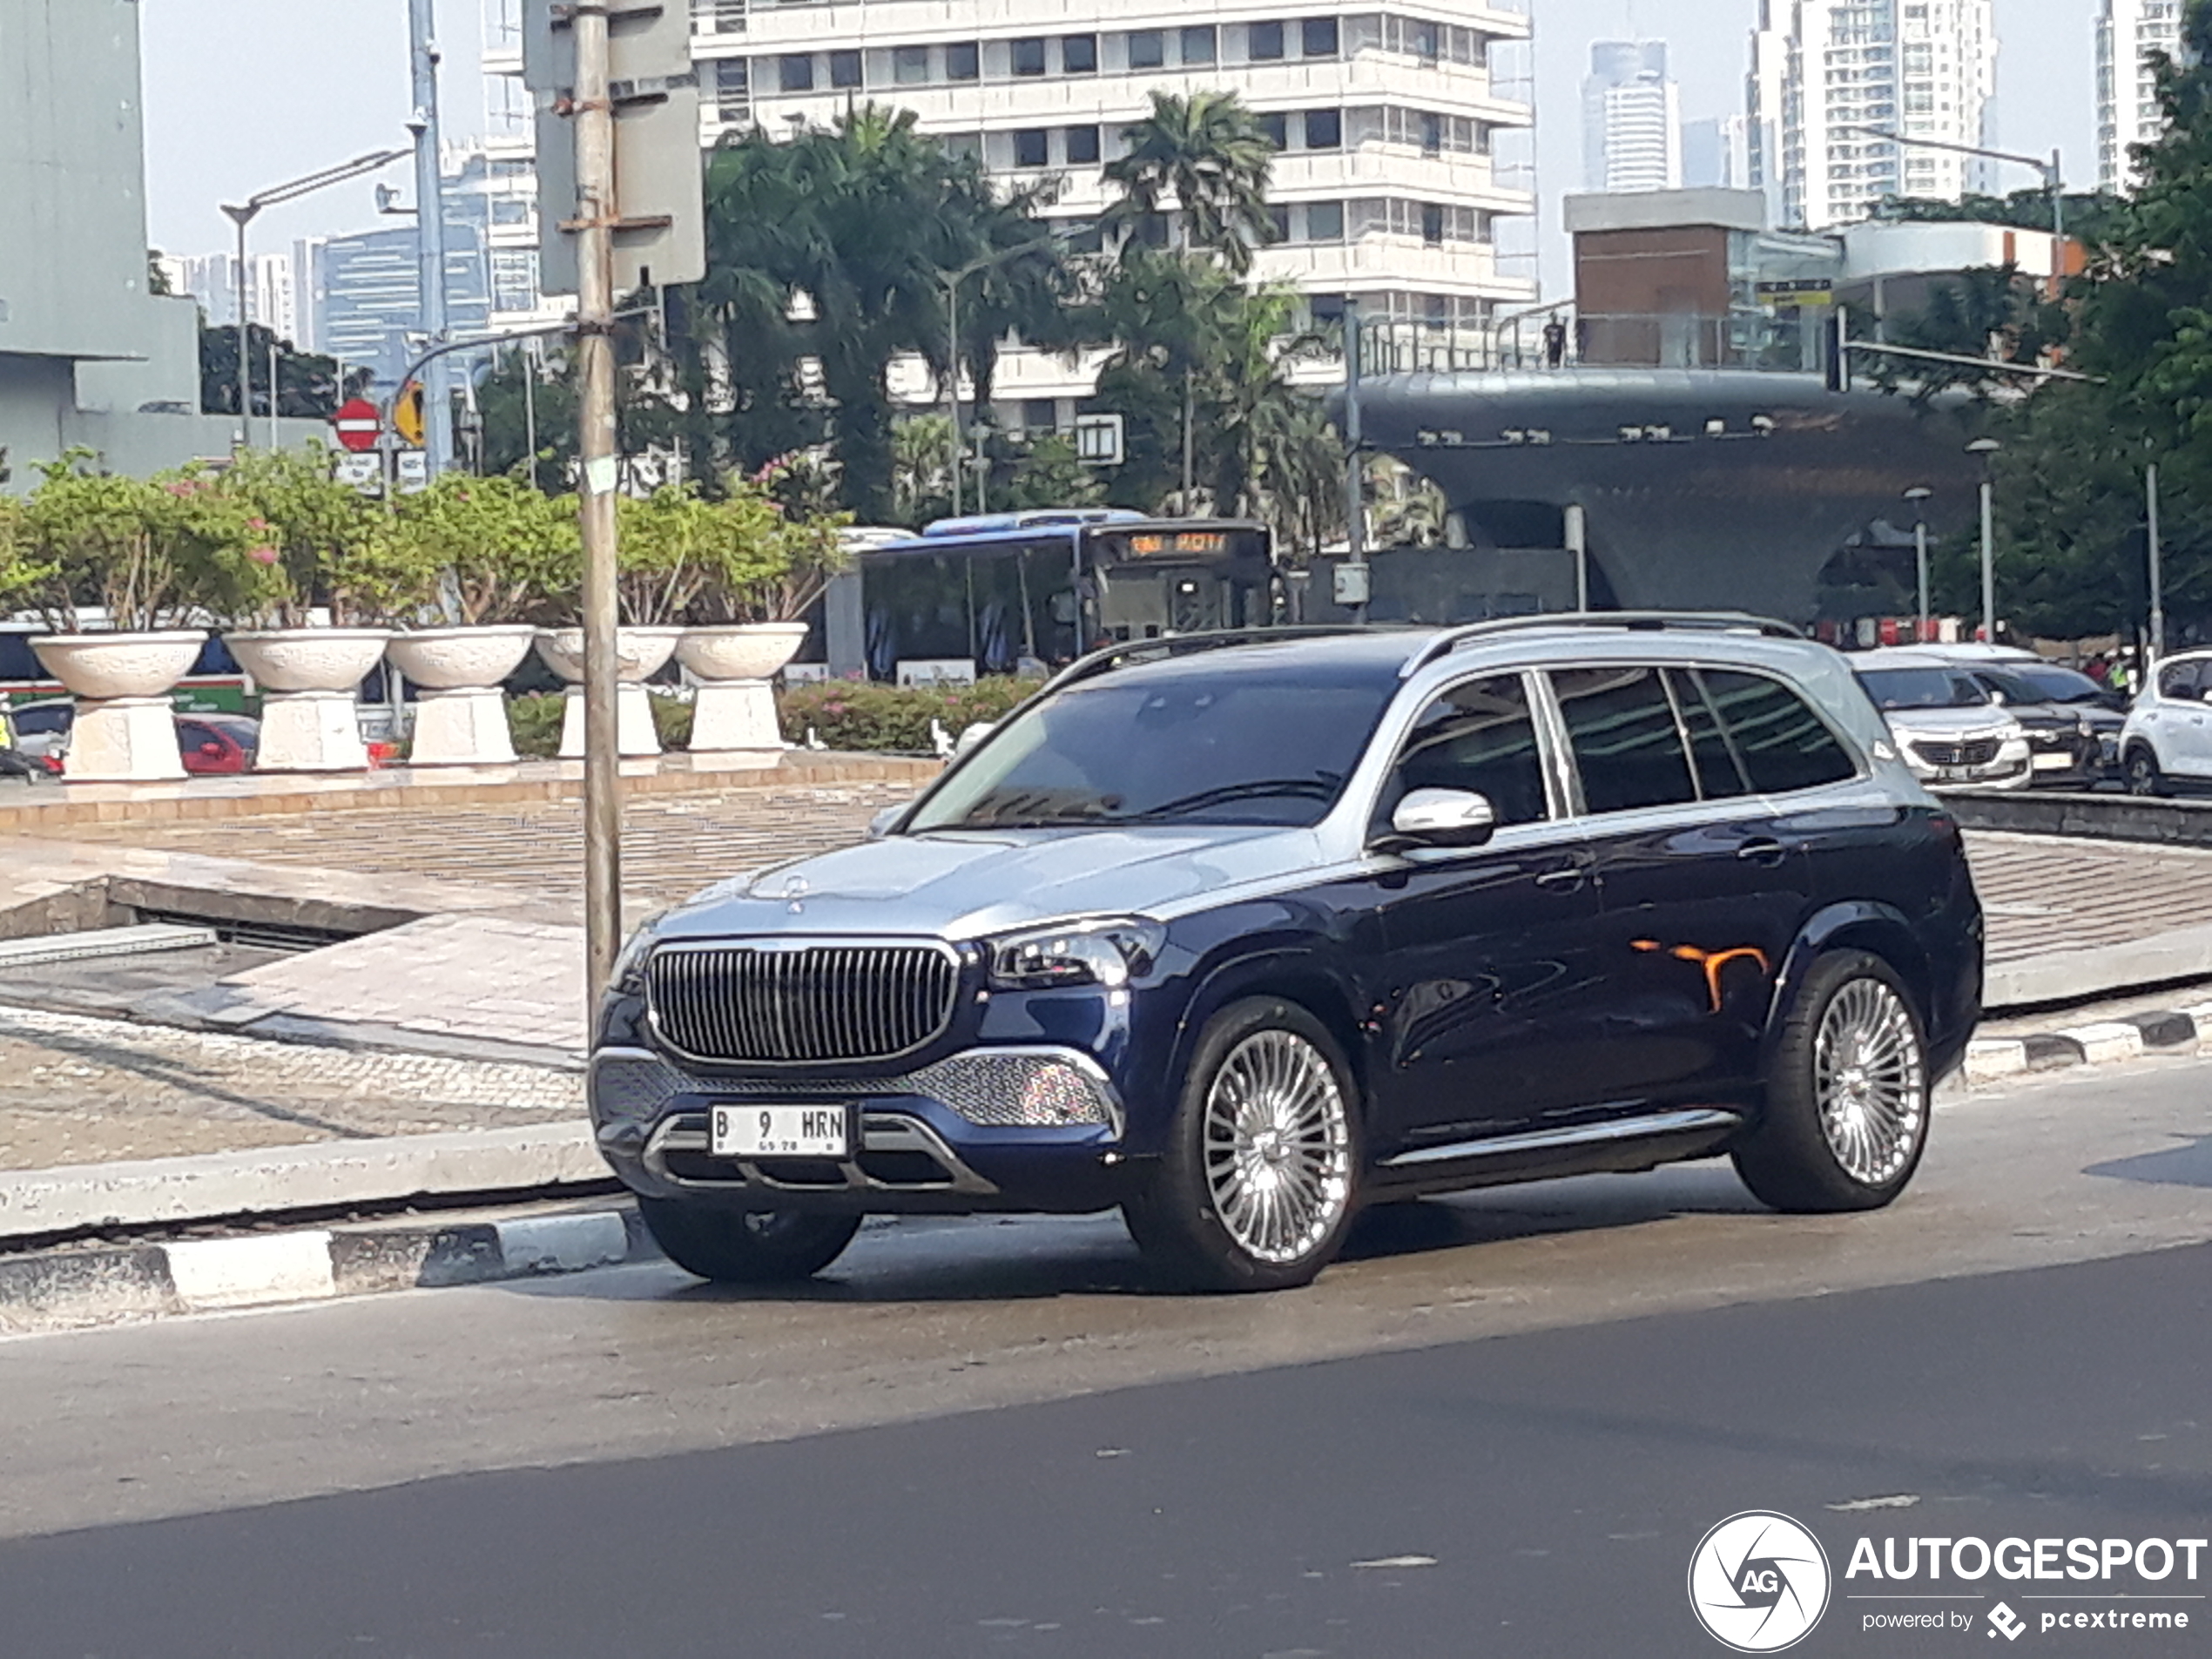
[610,915,666,995]
[988,917,1163,991]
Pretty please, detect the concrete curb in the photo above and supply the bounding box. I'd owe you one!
[0,1204,653,1334]
[0,1124,608,1244]
[1958,1004,2209,1086]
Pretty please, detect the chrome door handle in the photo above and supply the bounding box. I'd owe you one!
[1736,839,1788,866]
[1534,867,1586,893]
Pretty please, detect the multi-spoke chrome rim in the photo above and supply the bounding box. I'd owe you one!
[1815,979,1925,1186]
[1202,1029,1353,1265]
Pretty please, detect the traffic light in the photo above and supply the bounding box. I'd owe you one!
[525,0,705,297]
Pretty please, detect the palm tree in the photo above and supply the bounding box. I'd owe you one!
[1103,91,1278,273]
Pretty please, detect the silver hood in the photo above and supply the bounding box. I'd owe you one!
[649,824,1327,944]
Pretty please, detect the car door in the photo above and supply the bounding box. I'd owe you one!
[1357,671,1615,1148]
[2155,658,2212,779]
[1548,664,1812,1103]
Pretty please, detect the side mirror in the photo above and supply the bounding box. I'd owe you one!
[866,805,905,840]
[953,720,995,758]
[1374,788,1497,854]
[1986,689,2006,706]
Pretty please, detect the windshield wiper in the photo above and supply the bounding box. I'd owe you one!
[1105,777,1341,825]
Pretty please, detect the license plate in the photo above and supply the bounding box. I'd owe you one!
[2032,752,2073,770]
[711,1103,850,1158]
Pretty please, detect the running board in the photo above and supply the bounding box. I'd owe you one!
[1379,1108,1745,1170]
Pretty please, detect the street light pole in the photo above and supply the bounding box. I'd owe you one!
[939,235,1066,521]
[2148,462,2165,664]
[219,147,413,451]
[1342,299,1367,624]
[1966,437,2001,643]
[574,0,624,1005]
[1904,485,1932,640]
[408,0,455,481]
[1844,126,2065,295]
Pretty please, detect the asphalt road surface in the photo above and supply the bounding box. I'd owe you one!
[3,1060,2209,1658]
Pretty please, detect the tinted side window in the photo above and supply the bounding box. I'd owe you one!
[1697,669,1858,794]
[1551,666,1697,814]
[1666,669,1751,799]
[2159,660,2202,699]
[1386,674,1549,827]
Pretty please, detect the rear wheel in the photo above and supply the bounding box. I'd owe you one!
[1123,997,1360,1292]
[639,1199,862,1284]
[2124,745,2167,798]
[1734,951,1930,1214]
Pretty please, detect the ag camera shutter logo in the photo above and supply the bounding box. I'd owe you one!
[1688,1511,1832,1652]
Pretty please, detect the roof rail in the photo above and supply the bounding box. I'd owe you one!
[1044,626,1384,693]
[1403,610,1804,677]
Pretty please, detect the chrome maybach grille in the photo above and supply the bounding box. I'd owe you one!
[646,941,961,1064]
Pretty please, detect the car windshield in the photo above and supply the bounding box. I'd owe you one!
[2012,664,2107,705]
[1976,669,2048,706]
[906,657,1397,831]
[1855,667,1990,711]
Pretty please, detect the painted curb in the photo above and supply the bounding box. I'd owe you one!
[0,1204,653,1334]
[1956,1003,2205,1091]
[0,1123,609,1244]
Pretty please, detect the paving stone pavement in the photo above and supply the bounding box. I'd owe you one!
[0,1004,580,1172]
[67,783,921,907]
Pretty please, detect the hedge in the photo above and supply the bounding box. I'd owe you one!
[776,677,1034,753]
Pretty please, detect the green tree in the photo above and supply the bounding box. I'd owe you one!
[1103,91,1278,272]
[199,321,351,420]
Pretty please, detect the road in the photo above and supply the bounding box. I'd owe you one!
[2,1059,2208,1657]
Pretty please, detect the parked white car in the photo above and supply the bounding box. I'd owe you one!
[2119,649,2212,797]
[1851,649,2033,791]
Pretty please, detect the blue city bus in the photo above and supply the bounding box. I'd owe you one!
[824,511,1278,682]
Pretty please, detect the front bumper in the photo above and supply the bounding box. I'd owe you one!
[589,1044,1133,1214]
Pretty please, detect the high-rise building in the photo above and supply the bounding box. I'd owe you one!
[1750,0,1999,231]
[170,252,300,342]
[2099,0,2183,192]
[1584,42,1681,193]
[486,0,1537,412]
[307,178,492,392]
[1681,115,1753,191]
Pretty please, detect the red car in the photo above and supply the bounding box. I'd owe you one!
[176,715,260,774]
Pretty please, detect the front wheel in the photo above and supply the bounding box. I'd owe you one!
[1733,951,1930,1214]
[639,1199,863,1284]
[1123,997,1361,1293]
[2124,745,2167,798]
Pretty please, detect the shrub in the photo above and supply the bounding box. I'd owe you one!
[775,676,1034,752]
[650,690,693,749]
[507,691,566,759]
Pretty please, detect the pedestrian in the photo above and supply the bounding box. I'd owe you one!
[1542,316,1568,369]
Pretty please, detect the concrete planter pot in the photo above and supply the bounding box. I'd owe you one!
[223,627,394,772]
[534,626,683,758]
[678,623,808,755]
[385,624,537,767]
[30,631,206,782]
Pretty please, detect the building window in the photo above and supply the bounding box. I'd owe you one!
[1412,20,1439,59]
[1062,33,1097,73]
[1182,25,1217,65]
[1249,21,1285,60]
[712,57,749,117]
[1304,108,1342,148]
[1012,128,1049,168]
[1022,398,1058,432]
[490,196,533,226]
[1259,111,1289,148]
[1065,124,1101,164]
[1309,293,1347,327]
[1128,30,1164,69]
[945,40,980,80]
[1421,202,1444,245]
[778,53,813,92]
[1306,199,1345,240]
[829,49,862,87]
[893,44,929,83]
[1302,17,1339,56]
[943,132,984,163]
[1012,37,1047,76]
[1268,203,1292,241]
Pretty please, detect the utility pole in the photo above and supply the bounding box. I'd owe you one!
[1904,486,1932,642]
[573,2,623,1003]
[2148,462,2165,664]
[408,0,455,480]
[1340,300,1368,624]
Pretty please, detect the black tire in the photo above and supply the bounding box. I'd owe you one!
[639,1199,863,1284]
[2124,745,2167,798]
[1123,996,1362,1293]
[1733,950,1932,1214]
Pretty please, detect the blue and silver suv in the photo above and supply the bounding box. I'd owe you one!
[590,617,1983,1291]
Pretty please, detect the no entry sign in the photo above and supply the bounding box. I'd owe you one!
[333,397,381,454]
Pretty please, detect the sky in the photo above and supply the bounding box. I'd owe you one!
[139,0,2107,300]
